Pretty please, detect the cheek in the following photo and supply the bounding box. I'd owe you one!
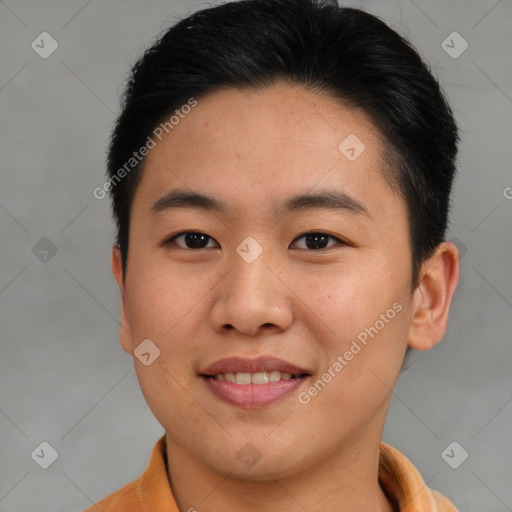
[126,253,212,340]
[297,263,394,340]
[299,301,409,436]
[302,261,410,383]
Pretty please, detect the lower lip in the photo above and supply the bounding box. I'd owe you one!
[202,376,309,409]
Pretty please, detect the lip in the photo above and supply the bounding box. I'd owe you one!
[199,356,309,376]
[199,356,311,409]
[202,376,309,409]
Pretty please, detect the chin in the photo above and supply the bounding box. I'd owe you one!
[193,440,312,481]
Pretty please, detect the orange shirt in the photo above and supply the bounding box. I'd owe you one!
[84,436,458,511]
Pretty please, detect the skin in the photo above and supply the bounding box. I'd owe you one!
[112,82,459,512]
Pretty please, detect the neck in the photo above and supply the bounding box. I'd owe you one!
[165,424,394,512]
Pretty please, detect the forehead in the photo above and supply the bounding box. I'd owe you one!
[134,82,397,219]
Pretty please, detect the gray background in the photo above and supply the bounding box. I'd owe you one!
[1,0,511,511]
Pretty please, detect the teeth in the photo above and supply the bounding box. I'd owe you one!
[266,371,280,382]
[235,372,252,384]
[251,371,269,384]
[213,371,295,384]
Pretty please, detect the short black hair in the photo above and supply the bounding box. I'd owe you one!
[106,0,459,286]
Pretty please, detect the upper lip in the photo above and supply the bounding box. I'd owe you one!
[200,356,310,376]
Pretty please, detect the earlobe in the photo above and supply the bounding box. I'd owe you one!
[111,246,134,355]
[407,242,459,351]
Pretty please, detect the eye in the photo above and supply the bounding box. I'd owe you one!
[291,232,345,251]
[165,232,219,250]
[164,231,346,251]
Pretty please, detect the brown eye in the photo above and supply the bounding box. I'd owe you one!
[291,232,344,250]
[168,232,219,249]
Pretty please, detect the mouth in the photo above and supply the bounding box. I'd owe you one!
[202,370,310,384]
[199,355,311,377]
[199,356,312,409]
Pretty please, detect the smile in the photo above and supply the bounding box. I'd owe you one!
[199,356,312,409]
[205,370,304,384]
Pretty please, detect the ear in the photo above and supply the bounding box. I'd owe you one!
[111,246,134,355]
[407,241,459,351]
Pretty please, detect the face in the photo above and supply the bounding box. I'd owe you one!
[114,82,421,479]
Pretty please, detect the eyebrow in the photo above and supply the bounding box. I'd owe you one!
[151,188,370,218]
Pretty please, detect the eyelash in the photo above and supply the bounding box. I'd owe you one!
[162,231,347,251]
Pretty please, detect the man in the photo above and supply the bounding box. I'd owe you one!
[87,0,460,510]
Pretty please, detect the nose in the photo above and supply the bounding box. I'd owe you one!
[209,247,294,337]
